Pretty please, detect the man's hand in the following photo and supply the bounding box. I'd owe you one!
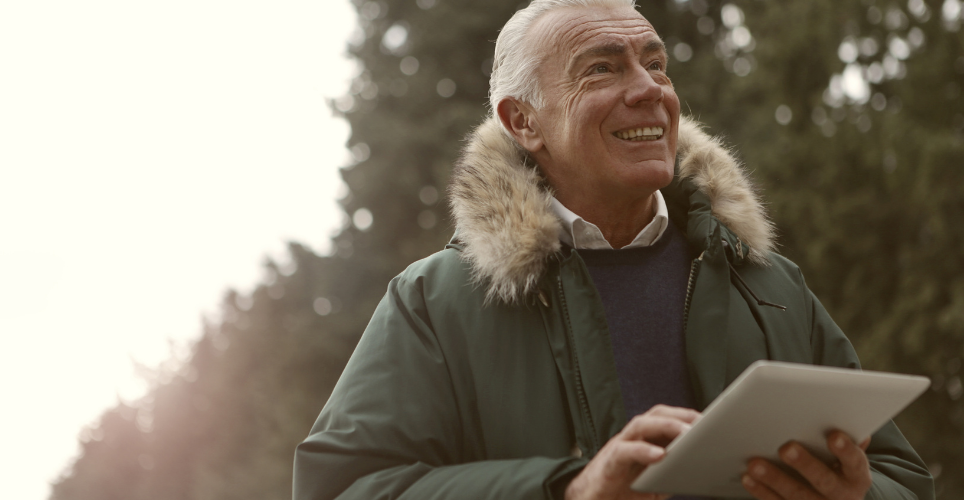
[564,404,700,500]
[741,431,873,500]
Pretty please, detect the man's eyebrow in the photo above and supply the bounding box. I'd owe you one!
[643,38,667,56]
[568,43,627,72]
[568,39,668,73]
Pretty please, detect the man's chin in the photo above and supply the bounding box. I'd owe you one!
[620,160,675,189]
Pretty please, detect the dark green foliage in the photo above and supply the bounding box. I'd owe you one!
[50,0,962,498]
[716,2,964,496]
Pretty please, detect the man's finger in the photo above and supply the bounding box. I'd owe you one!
[620,414,692,444]
[642,404,701,423]
[602,440,666,479]
[741,472,784,500]
[779,441,842,497]
[746,459,821,500]
[827,432,872,488]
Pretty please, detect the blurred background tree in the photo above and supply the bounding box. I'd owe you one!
[49,0,962,498]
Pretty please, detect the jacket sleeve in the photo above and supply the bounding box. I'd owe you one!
[293,274,585,500]
[808,289,935,500]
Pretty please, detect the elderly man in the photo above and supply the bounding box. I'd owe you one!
[294,1,933,499]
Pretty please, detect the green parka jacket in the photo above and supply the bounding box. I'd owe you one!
[294,117,934,500]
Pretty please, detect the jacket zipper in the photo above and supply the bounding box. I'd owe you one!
[556,275,599,455]
[682,253,704,333]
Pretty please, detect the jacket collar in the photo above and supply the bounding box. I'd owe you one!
[448,115,776,305]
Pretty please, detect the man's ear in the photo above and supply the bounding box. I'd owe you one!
[496,98,544,153]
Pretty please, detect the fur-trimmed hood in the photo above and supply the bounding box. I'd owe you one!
[448,115,775,305]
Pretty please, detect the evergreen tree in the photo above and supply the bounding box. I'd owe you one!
[50,0,962,498]
[693,1,964,495]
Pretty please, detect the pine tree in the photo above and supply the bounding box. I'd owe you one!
[50,0,962,498]
[703,1,964,495]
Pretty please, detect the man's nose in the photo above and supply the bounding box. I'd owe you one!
[625,65,663,106]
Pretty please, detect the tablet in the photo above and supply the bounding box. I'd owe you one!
[630,360,929,498]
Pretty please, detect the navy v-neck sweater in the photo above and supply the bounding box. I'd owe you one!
[577,221,697,419]
[579,222,703,500]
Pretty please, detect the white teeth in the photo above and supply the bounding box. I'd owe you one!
[615,126,664,141]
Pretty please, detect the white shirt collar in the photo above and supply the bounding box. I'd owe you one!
[550,191,670,250]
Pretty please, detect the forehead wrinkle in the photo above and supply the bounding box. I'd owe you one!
[564,19,655,48]
[530,7,662,99]
[559,21,659,64]
[526,11,596,82]
[535,8,653,58]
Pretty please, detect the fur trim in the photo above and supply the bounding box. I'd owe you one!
[448,117,561,304]
[448,115,775,304]
[675,117,775,265]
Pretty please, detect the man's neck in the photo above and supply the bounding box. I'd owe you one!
[555,192,657,249]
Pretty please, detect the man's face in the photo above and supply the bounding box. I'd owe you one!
[523,5,681,204]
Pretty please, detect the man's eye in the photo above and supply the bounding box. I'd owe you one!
[648,61,664,71]
[592,64,610,74]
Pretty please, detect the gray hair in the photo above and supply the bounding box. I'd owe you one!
[488,0,637,116]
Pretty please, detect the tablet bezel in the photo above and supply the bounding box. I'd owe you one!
[630,360,929,498]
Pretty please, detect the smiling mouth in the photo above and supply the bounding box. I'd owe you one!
[614,126,664,141]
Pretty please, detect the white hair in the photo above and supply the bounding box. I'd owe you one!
[488,0,637,117]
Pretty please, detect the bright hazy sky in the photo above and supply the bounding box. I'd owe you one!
[0,2,357,499]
